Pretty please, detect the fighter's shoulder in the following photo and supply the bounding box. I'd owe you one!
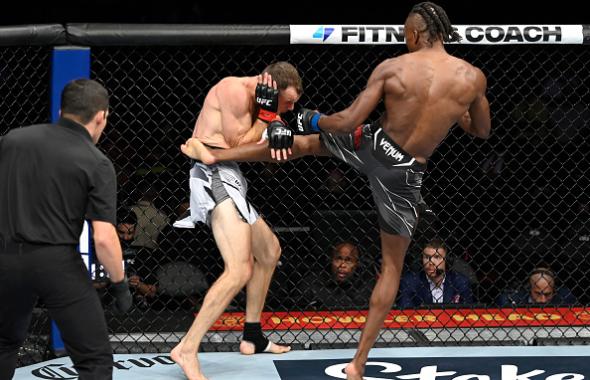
[454,57,486,79]
[387,52,417,64]
[466,64,487,90]
[213,76,250,106]
[378,56,404,68]
[371,57,403,78]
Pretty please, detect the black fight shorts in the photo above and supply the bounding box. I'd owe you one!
[320,122,427,237]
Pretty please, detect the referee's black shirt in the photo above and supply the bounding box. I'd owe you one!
[0,117,117,245]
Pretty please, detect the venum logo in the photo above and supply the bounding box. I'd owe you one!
[324,362,584,380]
[379,138,404,162]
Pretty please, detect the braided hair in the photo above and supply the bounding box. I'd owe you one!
[410,2,462,43]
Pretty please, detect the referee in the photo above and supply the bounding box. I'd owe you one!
[0,79,132,379]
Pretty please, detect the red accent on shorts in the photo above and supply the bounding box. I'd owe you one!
[353,125,363,150]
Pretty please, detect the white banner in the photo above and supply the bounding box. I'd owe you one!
[290,25,584,45]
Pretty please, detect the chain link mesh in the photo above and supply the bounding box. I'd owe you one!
[0,47,50,134]
[8,43,590,365]
[90,44,590,352]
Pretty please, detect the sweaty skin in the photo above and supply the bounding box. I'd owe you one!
[194,75,299,149]
[317,44,490,163]
[193,76,266,148]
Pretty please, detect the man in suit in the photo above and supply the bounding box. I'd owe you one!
[397,239,473,308]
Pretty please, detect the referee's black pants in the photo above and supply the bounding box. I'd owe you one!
[0,243,113,380]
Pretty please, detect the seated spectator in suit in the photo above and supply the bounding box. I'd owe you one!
[397,239,473,308]
[296,241,375,310]
[496,265,578,306]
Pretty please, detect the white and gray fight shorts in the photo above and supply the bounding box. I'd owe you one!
[189,160,259,226]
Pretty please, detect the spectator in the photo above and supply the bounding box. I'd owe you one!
[116,207,139,264]
[496,265,578,306]
[131,182,169,250]
[94,207,160,309]
[296,241,375,310]
[93,208,139,290]
[397,239,473,308]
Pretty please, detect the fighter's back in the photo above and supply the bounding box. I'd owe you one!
[381,50,486,162]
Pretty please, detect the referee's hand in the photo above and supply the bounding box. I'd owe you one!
[111,277,132,314]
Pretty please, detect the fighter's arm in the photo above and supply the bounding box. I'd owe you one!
[317,60,388,133]
[217,82,268,147]
[181,134,329,164]
[457,68,491,139]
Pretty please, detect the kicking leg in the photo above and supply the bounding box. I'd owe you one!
[345,230,410,380]
[239,217,290,355]
[171,199,254,380]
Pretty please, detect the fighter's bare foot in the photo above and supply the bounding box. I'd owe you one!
[171,342,209,380]
[180,137,216,165]
[345,362,364,380]
[239,340,291,355]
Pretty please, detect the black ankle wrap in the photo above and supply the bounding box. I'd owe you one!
[242,322,269,353]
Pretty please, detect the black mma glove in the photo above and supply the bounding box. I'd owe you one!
[295,108,322,134]
[111,277,133,315]
[255,82,279,123]
[267,120,293,150]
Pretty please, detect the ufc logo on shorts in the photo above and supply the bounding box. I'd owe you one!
[256,97,272,106]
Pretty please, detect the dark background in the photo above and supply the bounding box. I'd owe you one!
[1,0,584,25]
